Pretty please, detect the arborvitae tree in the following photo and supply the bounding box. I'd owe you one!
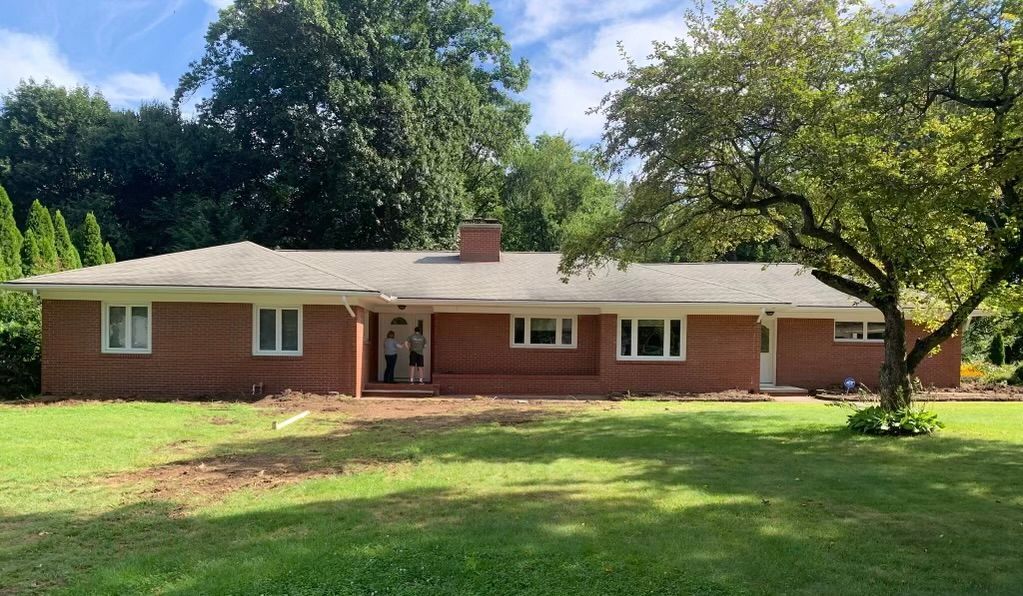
[21,230,44,275]
[103,242,116,264]
[52,210,81,270]
[0,185,23,280]
[1008,335,1023,364]
[79,212,106,267]
[24,200,58,272]
[990,333,1006,366]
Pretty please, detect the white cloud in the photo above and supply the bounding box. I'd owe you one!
[525,12,686,143]
[0,28,171,106]
[499,0,669,45]
[99,72,173,105]
[0,29,79,91]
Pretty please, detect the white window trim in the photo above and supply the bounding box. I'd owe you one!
[616,316,687,361]
[253,305,304,356]
[101,303,152,354]
[509,315,577,349]
[834,320,885,343]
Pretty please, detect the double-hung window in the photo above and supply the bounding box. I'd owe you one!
[510,315,576,348]
[254,306,303,356]
[834,321,885,342]
[103,304,151,354]
[618,316,685,360]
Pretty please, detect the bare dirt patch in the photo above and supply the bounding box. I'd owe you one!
[108,454,345,505]
[109,397,599,504]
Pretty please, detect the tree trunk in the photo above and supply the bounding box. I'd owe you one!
[878,307,913,410]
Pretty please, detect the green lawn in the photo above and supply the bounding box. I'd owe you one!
[2,400,1022,594]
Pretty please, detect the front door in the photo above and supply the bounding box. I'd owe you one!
[378,314,431,382]
[759,319,776,385]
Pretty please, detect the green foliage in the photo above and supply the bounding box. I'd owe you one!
[0,291,41,397]
[847,405,944,436]
[52,210,81,270]
[20,230,43,276]
[176,0,529,250]
[78,212,106,267]
[103,242,116,264]
[0,83,120,244]
[24,199,58,272]
[1011,364,1023,386]
[989,333,1006,365]
[494,135,618,251]
[561,0,1023,404]
[143,192,246,253]
[0,185,22,280]
[1008,335,1023,364]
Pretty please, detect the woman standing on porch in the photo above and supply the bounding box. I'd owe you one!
[383,331,401,383]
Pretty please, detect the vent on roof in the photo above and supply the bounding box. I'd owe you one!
[459,220,501,262]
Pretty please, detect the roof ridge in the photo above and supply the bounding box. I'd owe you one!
[256,244,377,292]
[632,262,789,304]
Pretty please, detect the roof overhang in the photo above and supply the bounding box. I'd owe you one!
[0,283,386,306]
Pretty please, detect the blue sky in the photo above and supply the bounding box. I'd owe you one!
[0,0,688,148]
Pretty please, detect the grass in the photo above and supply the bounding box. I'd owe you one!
[2,400,1022,594]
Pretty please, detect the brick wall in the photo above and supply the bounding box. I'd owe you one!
[775,318,961,390]
[598,314,760,393]
[42,300,364,397]
[432,313,600,377]
[431,313,759,394]
[458,224,501,262]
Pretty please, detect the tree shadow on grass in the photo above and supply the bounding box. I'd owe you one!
[3,408,1023,594]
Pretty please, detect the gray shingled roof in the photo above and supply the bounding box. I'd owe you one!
[2,241,869,308]
[2,242,375,293]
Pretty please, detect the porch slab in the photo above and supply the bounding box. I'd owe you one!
[363,382,440,397]
[760,385,810,397]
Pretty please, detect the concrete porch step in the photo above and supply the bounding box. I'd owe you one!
[760,385,810,396]
[363,383,440,397]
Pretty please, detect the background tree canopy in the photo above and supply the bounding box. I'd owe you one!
[176,0,530,250]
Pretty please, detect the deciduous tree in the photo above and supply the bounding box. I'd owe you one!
[176,0,530,250]
[496,135,618,252]
[561,0,1023,409]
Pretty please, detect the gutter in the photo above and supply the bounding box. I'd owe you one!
[0,283,382,297]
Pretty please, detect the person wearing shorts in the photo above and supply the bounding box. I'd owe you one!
[406,326,427,384]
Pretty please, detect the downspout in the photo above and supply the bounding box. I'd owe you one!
[341,296,355,318]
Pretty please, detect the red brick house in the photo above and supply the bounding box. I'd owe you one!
[2,221,961,398]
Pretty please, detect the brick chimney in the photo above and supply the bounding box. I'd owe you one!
[458,219,502,262]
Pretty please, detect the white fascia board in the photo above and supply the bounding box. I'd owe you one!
[4,284,384,306]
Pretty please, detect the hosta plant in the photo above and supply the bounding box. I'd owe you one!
[847,405,944,436]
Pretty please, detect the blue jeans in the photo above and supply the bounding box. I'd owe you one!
[384,354,397,383]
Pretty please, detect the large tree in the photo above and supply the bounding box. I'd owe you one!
[496,135,618,252]
[0,83,115,237]
[561,0,1023,409]
[175,0,530,250]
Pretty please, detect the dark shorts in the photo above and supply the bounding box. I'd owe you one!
[409,351,424,367]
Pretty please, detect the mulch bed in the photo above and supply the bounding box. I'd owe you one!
[607,390,771,402]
